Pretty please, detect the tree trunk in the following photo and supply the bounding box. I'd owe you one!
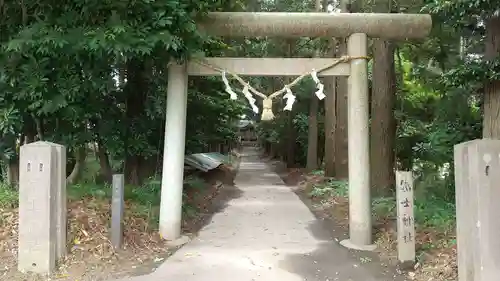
[286,111,297,167]
[3,135,19,187]
[306,0,322,171]
[125,155,141,186]
[335,44,349,179]
[324,37,337,177]
[285,40,297,168]
[264,141,270,155]
[22,114,36,144]
[371,38,396,195]
[34,117,44,141]
[97,144,113,184]
[270,144,277,159]
[334,0,349,179]
[139,156,159,183]
[66,146,86,185]
[307,86,320,170]
[317,130,325,168]
[483,16,500,138]
[6,158,19,187]
[123,58,148,185]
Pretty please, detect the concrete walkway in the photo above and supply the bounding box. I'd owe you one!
[118,148,402,281]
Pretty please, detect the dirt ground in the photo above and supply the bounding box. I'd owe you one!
[271,160,457,281]
[0,163,238,281]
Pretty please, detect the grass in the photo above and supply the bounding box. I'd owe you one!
[0,182,18,208]
[68,180,162,206]
[306,173,458,280]
[0,180,163,209]
[0,175,213,234]
[0,153,216,228]
[308,177,456,231]
[309,178,348,198]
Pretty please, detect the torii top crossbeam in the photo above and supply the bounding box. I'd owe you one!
[198,12,432,39]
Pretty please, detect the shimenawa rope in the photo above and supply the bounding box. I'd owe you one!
[193,55,369,120]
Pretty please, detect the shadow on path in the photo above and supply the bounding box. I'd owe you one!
[113,147,407,281]
[280,219,405,281]
[271,159,405,281]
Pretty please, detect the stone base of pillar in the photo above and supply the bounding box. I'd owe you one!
[340,239,377,252]
[165,235,191,248]
[159,220,182,241]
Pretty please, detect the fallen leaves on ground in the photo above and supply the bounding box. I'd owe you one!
[291,171,458,281]
[0,168,230,281]
[1,197,171,281]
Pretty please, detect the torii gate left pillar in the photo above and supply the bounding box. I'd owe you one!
[159,62,188,240]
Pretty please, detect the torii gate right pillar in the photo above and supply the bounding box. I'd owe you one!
[340,33,375,251]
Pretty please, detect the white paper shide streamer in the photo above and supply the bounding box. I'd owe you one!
[216,66,332,121]
[243,85,259,113]
[283,87,296,111]
[310,70,326,100]
[222,72,238,100]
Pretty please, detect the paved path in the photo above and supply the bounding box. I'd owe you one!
[117,148,403,281]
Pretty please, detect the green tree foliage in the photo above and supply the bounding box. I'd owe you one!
[0,0,245,185]
[256,0,493,207]
[0,0,497,211]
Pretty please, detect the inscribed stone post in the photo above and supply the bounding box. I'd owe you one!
[52,143,67,260]
[454,140,476,281]
[18,142,57,274]
[395,171,415,266]
[454,139,500,281]
[111,174,125,248]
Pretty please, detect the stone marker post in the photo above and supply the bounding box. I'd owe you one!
[455,140,475,281]
[395,171,416,266]
[53,144,67,260]
[454,139,500,281]
[111,174,125,249]
[18,142,59,274]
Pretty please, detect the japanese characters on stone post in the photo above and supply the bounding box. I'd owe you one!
[396,171,416,264]
[18,142,58,274]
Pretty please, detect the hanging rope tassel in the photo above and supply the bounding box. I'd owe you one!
[243,86,259,113]
[311,70,326,100]
[261,98,275,121]
[283,87,296,111]
[221,72,238,100]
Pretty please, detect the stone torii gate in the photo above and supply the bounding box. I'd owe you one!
[159,12,432,250]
